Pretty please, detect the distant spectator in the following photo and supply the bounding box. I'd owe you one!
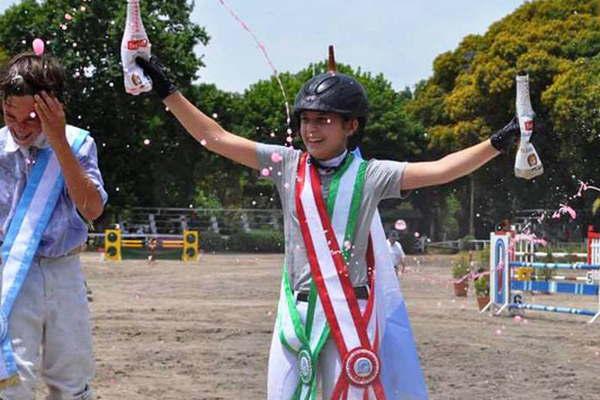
[387,231,407,274]
[147,237,158,263]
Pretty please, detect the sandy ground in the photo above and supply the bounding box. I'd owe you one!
[41,253,600,399]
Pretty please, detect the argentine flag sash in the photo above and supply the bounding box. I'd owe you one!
[0,126,89,387]
[291,152,428,399]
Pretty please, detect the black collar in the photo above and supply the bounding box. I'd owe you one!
[308,151,350,174]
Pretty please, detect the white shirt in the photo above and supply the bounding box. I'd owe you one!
[5,130,50,155]
[387,239,405,266]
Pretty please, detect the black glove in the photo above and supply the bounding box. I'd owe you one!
[135,56,177,100]
[490,116,520,153]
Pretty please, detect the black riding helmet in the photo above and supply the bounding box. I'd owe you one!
[292,71,369,150]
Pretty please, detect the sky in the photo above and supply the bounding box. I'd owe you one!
[0,0,526,93]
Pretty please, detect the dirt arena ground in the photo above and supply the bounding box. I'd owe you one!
[57,253,600,399]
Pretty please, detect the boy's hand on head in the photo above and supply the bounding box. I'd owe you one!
[34,91,67,147]
[135,56,177,100]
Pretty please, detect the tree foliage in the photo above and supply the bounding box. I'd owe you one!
[224,61,428,211]
[408,0,600,238]
[0,0,208,216]
[2,0,597,240]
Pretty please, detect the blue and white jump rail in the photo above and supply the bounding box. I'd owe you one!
[483,227,600,323]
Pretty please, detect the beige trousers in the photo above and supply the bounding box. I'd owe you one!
[0,255,94,400]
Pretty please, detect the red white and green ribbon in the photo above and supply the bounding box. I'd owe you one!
[276,268,329,399]
[295,153,385,399]
[278,151,428,399]
[276,154,356,399]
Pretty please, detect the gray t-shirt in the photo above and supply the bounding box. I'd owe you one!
[257,144,407,292]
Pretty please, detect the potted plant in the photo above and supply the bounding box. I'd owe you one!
[474,273,490,310]
[537,246,555,293]
[451,253,471,297]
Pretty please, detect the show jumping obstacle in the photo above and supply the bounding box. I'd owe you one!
[103,229,200,262]
[484,226,600,323]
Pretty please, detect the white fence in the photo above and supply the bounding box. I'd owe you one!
[112,207,283,236]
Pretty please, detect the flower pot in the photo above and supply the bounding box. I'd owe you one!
[476,295,490,311]
[453,281,468,297]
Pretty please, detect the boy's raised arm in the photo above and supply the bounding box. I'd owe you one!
[403,139,499,190]
[136,57,260,170]
[402,118,520,190]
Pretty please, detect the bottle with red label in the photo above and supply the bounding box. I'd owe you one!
[514,73,543,180]
[121,0,152,95]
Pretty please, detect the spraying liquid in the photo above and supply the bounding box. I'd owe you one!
[216,0,292,139]
[121,0,152,95]
[514,74,543,179]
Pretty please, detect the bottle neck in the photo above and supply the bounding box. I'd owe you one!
[126,0,143,34]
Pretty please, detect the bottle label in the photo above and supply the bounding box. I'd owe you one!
[127,39,148,50]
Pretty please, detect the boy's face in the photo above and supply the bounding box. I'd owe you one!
[2,95,43,147]
[299,111,357,160]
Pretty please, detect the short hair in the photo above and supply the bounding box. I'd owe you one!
[0,51,65,102]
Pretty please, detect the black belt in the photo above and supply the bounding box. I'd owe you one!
[296,286,369,302]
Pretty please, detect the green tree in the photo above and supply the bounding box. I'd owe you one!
[227,61,429,220]
[0,46,7,66]
[0,0,208,214]
[408,0,600,238]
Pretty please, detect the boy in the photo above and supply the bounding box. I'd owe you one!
[136,54,519,399]
[0,51,107,399]
[387,231,407,274]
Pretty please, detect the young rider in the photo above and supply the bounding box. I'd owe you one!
[135,53,518,399]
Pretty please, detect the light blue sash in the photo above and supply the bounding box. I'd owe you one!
[0,126,89,383]
[352,148,429,399]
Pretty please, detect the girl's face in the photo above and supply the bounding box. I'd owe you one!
[2,95,43,147]
[299,111,358,160]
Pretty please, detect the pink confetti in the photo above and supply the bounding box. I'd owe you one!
[515,233,547,247]
[577,180,600,196]
[496,260,505,271]
[394,219,407,231]
[545,180,600,224]
[270,152,283,163]
[576,181,588,197]
[553,204,577,221]
[64,13,73,20]
[261,168,271,177]
[200,139,207,146]
[32,38,44,56]
[216,0,291,140]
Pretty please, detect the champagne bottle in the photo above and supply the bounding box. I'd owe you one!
[514,74,543,180]
[121,0,152,95]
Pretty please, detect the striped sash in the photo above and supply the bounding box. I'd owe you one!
[291,151,429,399]
[0,126,89,387]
